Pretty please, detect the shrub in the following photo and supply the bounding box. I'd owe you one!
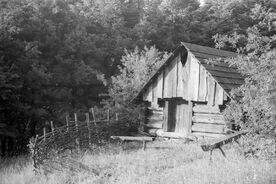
[214,4,276,158]
[105,46,169,125]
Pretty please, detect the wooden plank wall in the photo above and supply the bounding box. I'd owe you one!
[142,52,226,107]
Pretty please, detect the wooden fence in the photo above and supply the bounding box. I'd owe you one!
[28,108,127,174]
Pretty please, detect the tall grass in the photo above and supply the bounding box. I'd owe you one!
[0,140,275,184]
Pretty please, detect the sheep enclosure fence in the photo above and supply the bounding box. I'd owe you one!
[28,108,131,174]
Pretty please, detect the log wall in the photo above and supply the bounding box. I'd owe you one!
[191,104,226,138]
[145,107,163,130]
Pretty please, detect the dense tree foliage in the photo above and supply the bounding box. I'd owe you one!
[214,3,276,158]
[1,0,274,156]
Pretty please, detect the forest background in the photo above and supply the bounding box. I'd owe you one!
[0,0,275,157]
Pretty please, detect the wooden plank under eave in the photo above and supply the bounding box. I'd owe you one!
[223,91,228,101]
[156,72,163,99]
[165,60,176,98]
[198,65,207,102]
[191,123,225,133]
[182,52,191,99]
[205,74,209,101]
[146,84,153,102]
[142,87,149,101]
[189,56,200,101]
[207,76,215,106]
[152,78,158,107]
[171,58,178,97]
[177,55,184,98]
[163,66,170,98]
[215,84,224,105]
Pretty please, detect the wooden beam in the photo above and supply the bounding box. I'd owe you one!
[192,132,225,138]
[148,129,186,139]
[110,136,154,141]
[201,131,247,151]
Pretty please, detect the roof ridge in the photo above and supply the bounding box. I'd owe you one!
[181,42,237,56]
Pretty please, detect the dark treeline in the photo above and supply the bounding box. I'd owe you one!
[0,0,274,156]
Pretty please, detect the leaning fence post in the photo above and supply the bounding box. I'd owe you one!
[85,113,92,146]
[50,121,54,135]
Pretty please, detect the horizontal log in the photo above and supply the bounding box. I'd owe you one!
[192,123,225,133]
[192,115,225,124]
[192,132,226,138]
[147,107,163,112]
[142,121,163,129]
[193,113,224,118]
[201,131,248,151]
[193,105,220,114]
[110,136,154,141]
[147,116,163,121]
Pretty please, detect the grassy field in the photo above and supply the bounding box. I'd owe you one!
[0,140,275,184]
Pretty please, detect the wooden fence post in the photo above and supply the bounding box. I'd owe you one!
[43,127,46,142]
[74,113,78,131]
[115,113,118,121]
[32,135,39,175]
[66,114,69,132]
[90,108,99,143]
[85,113,92,146]
[91,108,96,125]
[107,109,110,125]
[74,113,80,150]
[50,121,54,135]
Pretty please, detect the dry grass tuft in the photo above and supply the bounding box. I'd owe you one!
[0,140,275,184]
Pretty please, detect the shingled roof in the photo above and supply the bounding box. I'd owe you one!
[135,42,244,100]
[182,42,244,93]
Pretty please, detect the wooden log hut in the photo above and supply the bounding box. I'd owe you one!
[134,42,244,138]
